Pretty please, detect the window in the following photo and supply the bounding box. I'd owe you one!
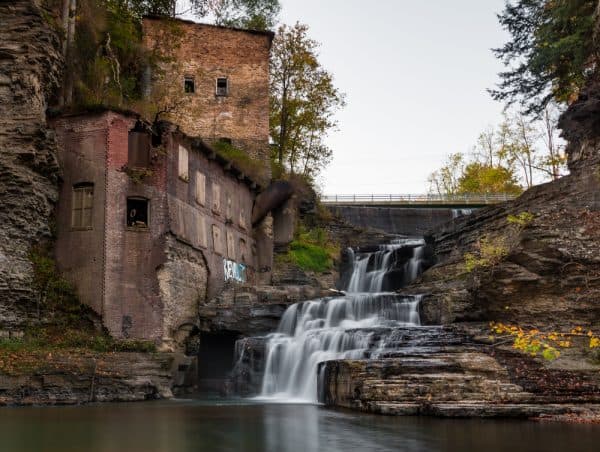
[212,225,224,255]
[239,207,247,230]
[216,77,228,96]
[212,182,221,214]
[219,137,232,145]
[128,130,150,168]
[225,194,233,221]
[226,230,235,259]
[195,171,206,206]
[178,145,189,181]
[127,197,149,228]
[71,183,94,229]
[184,76,195,93]
[239,238,248,263]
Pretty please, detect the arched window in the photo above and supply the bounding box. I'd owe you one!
[72,183,94,229]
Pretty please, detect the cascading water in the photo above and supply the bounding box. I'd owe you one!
[255,237,430,403]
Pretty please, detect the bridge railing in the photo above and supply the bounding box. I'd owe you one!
[320,193,517,205]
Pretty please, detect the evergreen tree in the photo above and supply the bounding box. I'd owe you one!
[491,0,597,115]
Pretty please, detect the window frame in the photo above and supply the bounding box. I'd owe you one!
[71,183,94,230]
[178,145,189,182]
[184,76,195,94]
[216,77,229,97]
[126,196,150,230]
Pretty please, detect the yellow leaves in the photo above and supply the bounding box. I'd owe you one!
[489,322,600,359]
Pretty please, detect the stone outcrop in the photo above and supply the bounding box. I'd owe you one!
[199,284,325,336]
[0,0,62,332]
[0,351,173,406]
[319,326,600,418]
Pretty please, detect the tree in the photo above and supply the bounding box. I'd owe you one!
[270,23,345,179]
[457,162,522,195]
[497,111,566,187]
[209,0,280,30]
[428,153,465,196]
[538,105,567,180]
[490,0,597,116]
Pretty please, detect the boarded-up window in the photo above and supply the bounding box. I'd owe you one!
[226,230,235,259]
[239,238,248,263]
[127,197,149,228]
[178,145,189,181]
[212,182,221,214]
[195,215,207,248]
[226,193,233,220]
[239,207,247,230]
[128,131,150,168]
[71,183,94,229]
[212,225,223,255]
[195,171,206,206]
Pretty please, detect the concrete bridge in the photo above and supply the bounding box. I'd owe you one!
[323,193,516,236]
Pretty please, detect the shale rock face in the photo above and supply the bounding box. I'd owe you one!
[0,352,173,406]
[0,1,62,331]
[199,284,324,336]
[319,327,600,418]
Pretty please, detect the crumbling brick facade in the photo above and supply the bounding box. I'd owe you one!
[53,111,262,348]
[142,17,273,169]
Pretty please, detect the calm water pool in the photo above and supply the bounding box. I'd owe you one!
[0,398,599,452]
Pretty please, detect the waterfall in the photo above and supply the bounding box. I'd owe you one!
[347,238,426,293]
[254,237,429,403]
[452,208,473,219]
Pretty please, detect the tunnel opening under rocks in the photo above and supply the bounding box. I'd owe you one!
[196,331,241,393]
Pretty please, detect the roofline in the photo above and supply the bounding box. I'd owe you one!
[170,127,263,192]
[142,15,275,43]
[50,109,264,191]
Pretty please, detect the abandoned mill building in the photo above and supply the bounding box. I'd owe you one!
[50,17,286,354]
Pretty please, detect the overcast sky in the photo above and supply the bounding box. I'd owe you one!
[278,0,509,194]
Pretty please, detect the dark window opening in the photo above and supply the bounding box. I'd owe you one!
[216,77,228,96]
[71,183,94,229]
[128,127,151,168]
[127,197,149,228]
[219,137,232,145]
[184,76,195,93]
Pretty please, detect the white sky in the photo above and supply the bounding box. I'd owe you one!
[278,0,509,194]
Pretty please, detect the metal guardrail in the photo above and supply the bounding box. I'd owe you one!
[321,193,517,205]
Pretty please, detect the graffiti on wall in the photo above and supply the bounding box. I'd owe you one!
[224,259,247,283]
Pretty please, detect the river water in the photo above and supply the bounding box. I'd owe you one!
[0,399,599,452]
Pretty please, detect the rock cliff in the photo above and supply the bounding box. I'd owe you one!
[0,0,62,332]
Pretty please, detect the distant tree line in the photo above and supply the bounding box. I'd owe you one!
[428,107,566,196]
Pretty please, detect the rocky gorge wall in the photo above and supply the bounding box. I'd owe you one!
[319,80,600,420]
[0,0,62,333]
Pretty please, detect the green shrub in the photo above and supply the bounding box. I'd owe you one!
[212,140,267,184]
[288,241,332,273]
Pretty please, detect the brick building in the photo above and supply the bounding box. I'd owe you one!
[142,16,273,168]
[52,110,265,350]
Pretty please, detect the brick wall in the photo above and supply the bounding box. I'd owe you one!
[142,17,272,168]
[165,132,258,298]
[53,114,110,316]
[53,111,261,344]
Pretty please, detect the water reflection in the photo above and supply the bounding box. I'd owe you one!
[0,399,598,452]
